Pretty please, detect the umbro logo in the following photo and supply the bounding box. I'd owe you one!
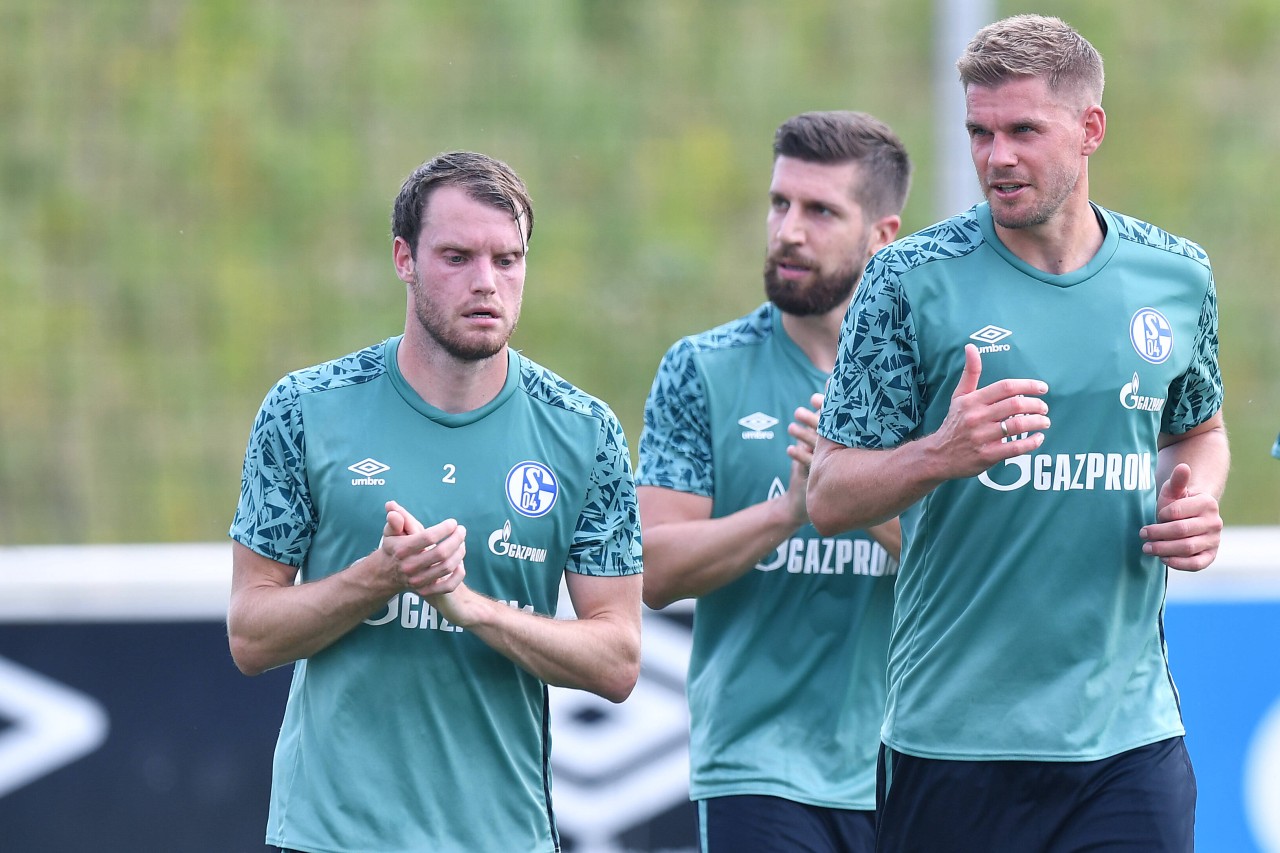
[738,412,778,440]
[348,457,389,486]
[969,325,1012,353]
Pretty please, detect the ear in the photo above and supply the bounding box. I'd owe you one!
[393,236,416,284]
[868,214,902,256]
[1081,104,1106,156]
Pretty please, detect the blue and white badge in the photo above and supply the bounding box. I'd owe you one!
[505,461,559,518]
[1129,307,1174,364]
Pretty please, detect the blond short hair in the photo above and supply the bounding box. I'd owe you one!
[957,14,1104,108]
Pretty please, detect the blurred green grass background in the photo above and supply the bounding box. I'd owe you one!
[1,0,1276,544]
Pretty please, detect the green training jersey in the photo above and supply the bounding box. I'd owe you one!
[230,336,642,853]
[820,203,1222,761]
[638,303,897,809]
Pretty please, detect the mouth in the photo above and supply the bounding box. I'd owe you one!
[769,255,814,280]
[988,178,1028,199]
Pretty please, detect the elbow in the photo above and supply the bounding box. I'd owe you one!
[229,641,268,677]
[596,627,642,704]
[810,514,842,538]
[807,486,843,538]
[227,622,275,677]
[641,582,674,612]
[599,656,642,704]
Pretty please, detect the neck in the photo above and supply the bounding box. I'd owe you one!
[397,330,509,414]
[779,299,848,374]
[995,195,1103,276]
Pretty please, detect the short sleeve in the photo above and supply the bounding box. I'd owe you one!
[1163,273,1224,434]
[819,251,924,450]
[565,407,643,577]
[228,376,316,567]
[636,339,715,496]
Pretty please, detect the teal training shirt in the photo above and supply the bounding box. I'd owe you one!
[820,203,1222,762]
[230,337,642,853]
[638,303,897,809]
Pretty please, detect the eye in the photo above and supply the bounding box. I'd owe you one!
[770,197,789,212]
[445,253,466,265]
[497,256,516,268]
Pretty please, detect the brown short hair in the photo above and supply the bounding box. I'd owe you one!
[391,151,534,255]
[957,14,1104,108]
[773,111,912,221]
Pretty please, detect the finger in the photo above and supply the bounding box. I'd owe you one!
[997,413,1051,441]
[787,442,814,468]
[385,500,426,535]
[418,563,468,597]
[1162,463,1193,502]
[791,407,819,431]
[952,344,982,400]
[383,509,407,537]
[407,541,468,590]
[809,392,824,412]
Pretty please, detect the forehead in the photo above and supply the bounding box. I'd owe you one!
[965,76,1074,125]
[418,184,523,251]
[769,156,861,209]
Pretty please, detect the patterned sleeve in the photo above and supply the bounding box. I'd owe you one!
[819,250,924,449]
[1163,272,1224,434]
[565,406,644,577]
[228,375,316,567]
[635,339,714,496]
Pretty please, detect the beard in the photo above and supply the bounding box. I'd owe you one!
[411,275,518,362]
[985,161,1080,230]
[763,255,862,317]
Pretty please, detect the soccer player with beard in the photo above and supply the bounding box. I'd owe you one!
[227,151,643,853]
[637,112,911,852]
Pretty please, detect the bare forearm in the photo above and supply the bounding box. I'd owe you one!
[228,551,398,675]
[808,438,943,536]
[439,582,642,703]
[642,497,803,608]
[1157,422,1230,499]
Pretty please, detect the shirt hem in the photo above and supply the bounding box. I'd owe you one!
[883,727,1187,763]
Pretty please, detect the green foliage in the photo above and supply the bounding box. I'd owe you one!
[1,0,1276,543]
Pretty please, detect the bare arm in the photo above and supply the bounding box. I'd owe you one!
[638,483,807,609]
[429,571,643,703]
[809,344,1051,536]
[1140,411,1230,572]
[366,501,641,703]
[227,501,468,676]
[639,393,827,609]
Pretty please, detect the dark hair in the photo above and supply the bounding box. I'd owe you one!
[773,111,912,220]
[391,151,534,256]
[957,14,1104,108]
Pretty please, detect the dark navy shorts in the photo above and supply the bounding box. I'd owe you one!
[875,736,1197,852]
[699,794,875,853]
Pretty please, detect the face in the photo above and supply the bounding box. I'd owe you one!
[764,156,878,317]
[965,76,1101,231]
[393,184,526,363]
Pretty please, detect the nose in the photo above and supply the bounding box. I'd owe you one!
[988,132,1017,168]
[772,206,804,248]
[471,260,499,294]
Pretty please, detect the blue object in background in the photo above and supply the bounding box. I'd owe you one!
[1168,599,1280,853]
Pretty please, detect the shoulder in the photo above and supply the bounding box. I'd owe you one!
[669,303,775,360]
[516,352,621,428]
[871,207,988,280]
[269,340,390,403]
[1104,207,1211,272]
